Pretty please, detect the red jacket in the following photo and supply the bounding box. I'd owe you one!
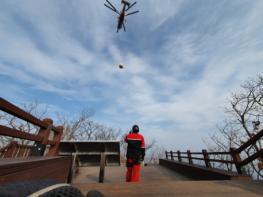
[125,132,145,161]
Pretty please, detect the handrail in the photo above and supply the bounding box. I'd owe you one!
[0,97,64,158]
[236,129,263,153]
[240,149,263,166]
[0,97,60,133]
[186,152,202,155]
[207,158,234,164]
[165,150,236,169]
[0,125,56,145]
[0,125,43,142]
[165,129,263,175]
[0,141,33,158]
[168,151,231,155]
[207,152,231,155]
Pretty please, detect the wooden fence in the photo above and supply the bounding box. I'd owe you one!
[0,97,73,184]
[0,97,63,157]
[0,141,32,158]
[165,129,263,174]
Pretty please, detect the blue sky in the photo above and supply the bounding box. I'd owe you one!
[1,0,263,150]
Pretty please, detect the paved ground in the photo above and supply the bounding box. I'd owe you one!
[73,165,263,197]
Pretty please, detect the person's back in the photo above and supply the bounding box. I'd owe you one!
[125,125,145,182]
[126,132,145,160]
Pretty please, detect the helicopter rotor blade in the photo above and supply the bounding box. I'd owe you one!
[104,3,119,14]
[125,10,139,16]
[125,2,137,11]
[123,23,126,32]
[105,0,118,12]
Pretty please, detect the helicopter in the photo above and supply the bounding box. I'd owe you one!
[104,0,139,32]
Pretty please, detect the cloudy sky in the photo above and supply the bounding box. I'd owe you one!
[1,0,263,150]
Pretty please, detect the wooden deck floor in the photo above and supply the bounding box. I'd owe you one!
[73,165,263,197]
[73,165,190,184]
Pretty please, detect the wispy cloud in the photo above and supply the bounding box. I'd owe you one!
[0,0,263,150]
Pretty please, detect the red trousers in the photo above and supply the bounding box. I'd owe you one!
[126,164,141,182]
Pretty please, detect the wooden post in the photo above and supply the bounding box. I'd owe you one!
[19,145,27,158]
[68,153,78,183]
[24,146,31,157]
[258,162,263,170]
[177,150,182,162]
[165,151,168,159]
[47,125,63,156]
[4,141,17,158]
[13,146,19,158]
[187,150,193,165]
[170,151,174,160]
[99,153,106,183]
[202,149,211,168]
[11,143,18,158]
[30,118,53,156]
[38,118,53,144]
[230,148,242,174]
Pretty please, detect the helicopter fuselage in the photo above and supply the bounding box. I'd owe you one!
[104,0,139,32]
[117,6,126,31]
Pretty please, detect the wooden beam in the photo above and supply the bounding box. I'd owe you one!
[0,97,47,128]
[0,126,56,145]
[0,125,42,141]
[0,97,60,133]
[47,126,63,156]
[236,129,263,153]
[240,149,263,166]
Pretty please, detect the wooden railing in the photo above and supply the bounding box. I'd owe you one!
[0,97,63,157]
[0,141,32,158]
[0,98,74,184]
[166,129,263,174]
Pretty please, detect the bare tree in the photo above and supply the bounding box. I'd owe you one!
[56,109,121,141]
[146,143,165,164]
[0,102,122,150]
[204,75,263,179]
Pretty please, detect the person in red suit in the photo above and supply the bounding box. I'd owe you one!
[125,125,145,182]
